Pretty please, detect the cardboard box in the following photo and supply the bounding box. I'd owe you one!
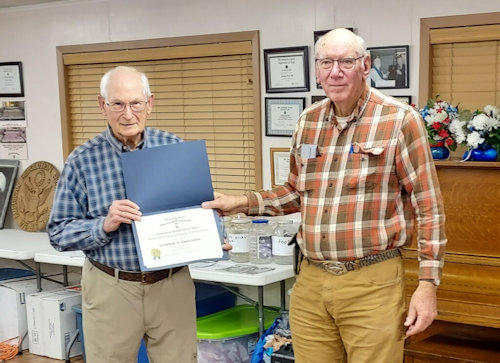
[26,286,82,359]
[0,277,65,351]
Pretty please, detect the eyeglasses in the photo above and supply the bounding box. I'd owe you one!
[106,100,148,112]
[316,56,364,72]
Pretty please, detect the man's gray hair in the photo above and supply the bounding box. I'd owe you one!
[314,28,368,58]
[100,66,152,100]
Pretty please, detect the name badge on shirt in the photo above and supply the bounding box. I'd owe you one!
[300,144,318,159]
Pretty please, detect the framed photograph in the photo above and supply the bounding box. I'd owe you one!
[264,46,309,93]
[393,95,412,105]
[265,97,305,137]
[270,148,290,187]
[0,159,20,228]
[367,45,409,89]
[0,62,24,97]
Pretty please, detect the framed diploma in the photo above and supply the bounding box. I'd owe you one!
[0,62,24,97]
[264,46,309,93]
[270,148,290,187]
[265,97,305,137]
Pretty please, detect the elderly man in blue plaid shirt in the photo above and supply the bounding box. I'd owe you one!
[48,66,198,363]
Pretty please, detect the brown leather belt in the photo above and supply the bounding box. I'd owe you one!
[308,248,401,276]
[89,259,184,284]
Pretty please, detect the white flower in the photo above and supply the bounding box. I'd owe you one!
[424,109,447,126]
[466,131,485,149]
[469,113,490,131]
[449,119,467,144]
[484,105,499,118]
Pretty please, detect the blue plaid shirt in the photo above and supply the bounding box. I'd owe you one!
[48,126,182,271]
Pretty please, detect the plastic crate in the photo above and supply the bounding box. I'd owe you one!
[195,282,236,317]
[0,268,35,281]
[197,304,280,363]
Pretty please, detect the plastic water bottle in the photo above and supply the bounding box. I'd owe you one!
[227,217,251,262]
[249,219,273,264]
[272,220,295,265]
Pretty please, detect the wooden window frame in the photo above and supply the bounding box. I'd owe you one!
[56,30,262,191]
[419,12,500,107]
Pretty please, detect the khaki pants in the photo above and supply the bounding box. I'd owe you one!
[81,259,197,363]
[289,257,406,363]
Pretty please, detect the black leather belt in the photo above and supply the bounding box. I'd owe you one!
[308,248,401,276]
[89,259,184,284]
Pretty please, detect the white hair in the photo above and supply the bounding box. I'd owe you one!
[99,66,151,100]
[314,28,368,58]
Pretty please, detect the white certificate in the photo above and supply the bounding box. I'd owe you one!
[273,151,290,186]
[269,52,306,89]
[134,207,223,270]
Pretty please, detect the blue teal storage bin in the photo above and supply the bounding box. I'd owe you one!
[0,268,35,281]
[195,282,236,317]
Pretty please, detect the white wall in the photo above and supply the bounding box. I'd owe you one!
[1,0,499,306]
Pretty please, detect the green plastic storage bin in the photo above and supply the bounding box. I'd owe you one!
[197,304,280,363]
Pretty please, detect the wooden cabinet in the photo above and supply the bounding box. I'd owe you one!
[403,161,500,362]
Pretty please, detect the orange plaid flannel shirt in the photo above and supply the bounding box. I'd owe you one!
[247,86,447,284]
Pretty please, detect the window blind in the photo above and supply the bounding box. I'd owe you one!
[61,40,260,195]
[430,25,500,110]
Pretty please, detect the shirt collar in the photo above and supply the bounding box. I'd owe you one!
[105,125,145,153]
[330,84,371,131]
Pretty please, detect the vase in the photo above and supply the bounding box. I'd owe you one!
[462,144,499,161]
[429,141,450,160]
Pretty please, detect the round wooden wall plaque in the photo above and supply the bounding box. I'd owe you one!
[11,161,60,232]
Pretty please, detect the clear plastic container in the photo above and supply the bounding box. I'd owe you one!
[272,220,295,265]
[249,219,273,264]
[227,217,251,263]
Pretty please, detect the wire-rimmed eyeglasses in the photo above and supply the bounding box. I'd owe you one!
[106,100,148,112]
[315,56,364,72]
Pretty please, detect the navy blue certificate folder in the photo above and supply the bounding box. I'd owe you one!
[122,140,214,212]
[121,140,224,271]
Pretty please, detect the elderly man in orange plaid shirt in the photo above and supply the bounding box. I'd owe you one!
[203,28,446,363]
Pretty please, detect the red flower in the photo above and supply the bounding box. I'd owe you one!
[445,138,454,146]
[432,122,441,130]
[438,129,449,138]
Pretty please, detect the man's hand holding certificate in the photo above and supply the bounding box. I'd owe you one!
[122,140,223,271]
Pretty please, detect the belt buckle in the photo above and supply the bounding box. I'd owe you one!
[140,272,149,284]
[322,261,348,275]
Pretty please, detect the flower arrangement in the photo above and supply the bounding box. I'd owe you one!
[419,98,459,151]
[450,105,500,154]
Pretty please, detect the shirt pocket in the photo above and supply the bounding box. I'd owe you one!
[295,155,324,192]
[344,142,386,191]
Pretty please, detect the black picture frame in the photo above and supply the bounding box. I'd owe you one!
[0,62,24,97]
[265,97,305,137]
[311,95,327,104]
[264,46,309,93]
[0,159,20,228]
[367,45,409,89]
[393,95,412,105]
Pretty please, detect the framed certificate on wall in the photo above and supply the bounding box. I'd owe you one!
[264,46,309,93]
[270,148,290,187]
[0,62,24,97]
[265,97,305,137]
